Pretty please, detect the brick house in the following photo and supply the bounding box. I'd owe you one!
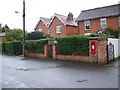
[0,33,5,42]
[34,17,51,37]
[76,4,120,35]
[48,13,78,37]
[35,13,78,37]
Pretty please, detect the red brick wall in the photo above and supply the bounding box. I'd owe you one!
[107,16,119,30]
[0,36,5,42]
[35,20,48,35]
[66,25,78,36]
[78,16,119,34]
[49,17,66,37]
[97,39,108,64]
[25,44,49,59]
[53,38,108,64]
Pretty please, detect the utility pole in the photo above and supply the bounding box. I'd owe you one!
[23,0,26,57]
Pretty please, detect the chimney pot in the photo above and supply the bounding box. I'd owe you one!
[67,12,73,21]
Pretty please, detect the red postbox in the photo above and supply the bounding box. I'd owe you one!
[91,41,96,54]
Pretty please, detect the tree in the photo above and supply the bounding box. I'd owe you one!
[26,31,46,40]
[5,29,23,41]
[0,24,10,33]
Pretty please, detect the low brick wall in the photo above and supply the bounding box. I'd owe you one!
[56,55,97,63]
[25,52,47,59]
[53,38,108,64]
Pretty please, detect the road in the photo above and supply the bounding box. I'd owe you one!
[0,54,119,88]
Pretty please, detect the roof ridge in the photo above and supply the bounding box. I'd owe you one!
[82,4,119,12]
[40,17,50,20]
[54,13,67,17]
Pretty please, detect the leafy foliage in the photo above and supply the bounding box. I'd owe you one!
[25,39,48,53]
[26,32,46,40]
[105,28,119,38]
[96,28,119,38]
[5,29,23,41]
[56,35,89,56]
[0,24,10,33]
[3,41,23,55]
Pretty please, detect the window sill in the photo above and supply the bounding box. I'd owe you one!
[85,29,90,31]
[56,32,62,34]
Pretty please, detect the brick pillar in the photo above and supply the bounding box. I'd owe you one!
[89,39,98,63]
[52,44,57,59]
[97,39,108,64]
[44,44,48,58]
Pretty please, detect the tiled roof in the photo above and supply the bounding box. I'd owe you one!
[77,4,120,21]
[49,13,77,27]
[34,17,51,30]
[40,17,51,27]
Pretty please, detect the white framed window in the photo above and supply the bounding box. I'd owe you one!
[48,28,50,35]
[84,20,90,30]
[118,16,120,27]
[100,18,106,29]
[38,28,42,32]
[56,25,62,34]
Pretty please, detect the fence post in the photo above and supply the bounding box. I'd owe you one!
[52,44,57,59]
[97,38,108,64]
[44,44,48,58]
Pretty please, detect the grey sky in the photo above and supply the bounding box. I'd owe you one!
[0,0,119,32]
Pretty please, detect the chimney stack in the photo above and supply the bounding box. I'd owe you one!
[67,12,73,21]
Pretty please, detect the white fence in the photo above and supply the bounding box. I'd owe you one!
[108,38,120,58]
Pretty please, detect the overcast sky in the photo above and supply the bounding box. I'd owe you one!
[0,0,120,32]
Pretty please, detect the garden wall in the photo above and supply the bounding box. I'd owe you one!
[52,38,108,64]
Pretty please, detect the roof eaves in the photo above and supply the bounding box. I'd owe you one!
[48,14,66,27]
[77,14,119,22]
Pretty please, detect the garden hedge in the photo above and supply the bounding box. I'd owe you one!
[25,39,48,53]
[56,35,89,56]
[4,41,23,55]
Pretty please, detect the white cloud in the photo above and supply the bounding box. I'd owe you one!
[0,0,119,32]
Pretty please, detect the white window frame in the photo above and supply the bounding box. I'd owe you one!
[38,28,42,32]
[84,20,90,30]
[118,16,120,27]
[56,25,62,34]
[100,18,106,29]
[48,28,50,35]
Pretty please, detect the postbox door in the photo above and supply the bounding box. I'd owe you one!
[91,41,96,54]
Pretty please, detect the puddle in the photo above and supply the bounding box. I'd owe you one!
[16,67,37,71]
[77,80,88,83]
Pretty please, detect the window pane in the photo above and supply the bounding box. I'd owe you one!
[56,25,62,33]
[100,18,106,29]
[85,20,90,30]
[38,28,42,32]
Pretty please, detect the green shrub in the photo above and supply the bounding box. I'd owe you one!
[2,42,5,53]
[25,39,48,53]
[56,35,89,56]
[4,41,23,55]
[105,28,119,38]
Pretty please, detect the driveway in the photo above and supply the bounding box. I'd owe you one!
[0,54,119,88]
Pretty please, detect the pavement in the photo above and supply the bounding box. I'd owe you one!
[0,54,119,88]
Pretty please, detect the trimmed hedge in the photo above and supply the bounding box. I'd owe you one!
[56,35,89,56]
[4,41,23,55]
[25,39,48,53]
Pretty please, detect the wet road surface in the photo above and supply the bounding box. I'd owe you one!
[0,54,119,88]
